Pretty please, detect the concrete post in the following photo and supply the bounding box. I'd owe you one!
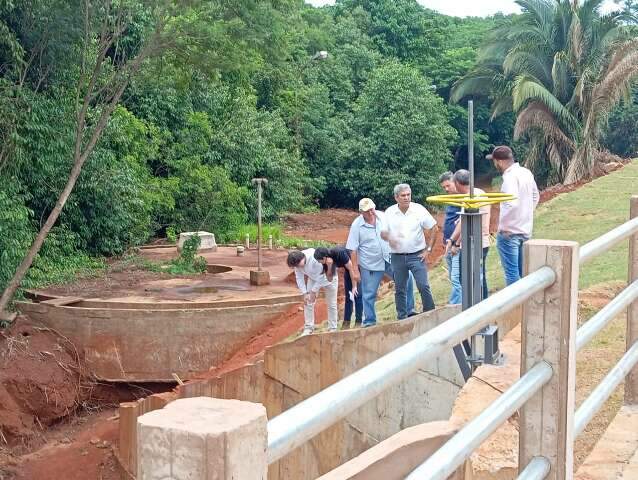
[519,240,579,479]
[137,397,267,480]
[245,233,250,249]
[627,196,638,404]
[268,234,273,250]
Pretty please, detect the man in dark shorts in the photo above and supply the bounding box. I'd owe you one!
[314,246,363,328]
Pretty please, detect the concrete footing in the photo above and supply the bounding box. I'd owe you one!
[137,397,267,480]
[250,270,271,286]
[178,231,217,252]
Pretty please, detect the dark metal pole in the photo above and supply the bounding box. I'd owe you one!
[468,100,474,197]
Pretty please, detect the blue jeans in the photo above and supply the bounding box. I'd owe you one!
[496,232,528,286]
[343,268,363,324]
[446,251,461,305]
[360,262,414,326]
[391,252,435,319]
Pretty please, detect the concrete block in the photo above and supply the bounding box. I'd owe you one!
[250,270,271,286]
[137,397,267,480]
[177,231,217,252]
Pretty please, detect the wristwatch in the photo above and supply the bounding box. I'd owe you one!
[427,247,432,252]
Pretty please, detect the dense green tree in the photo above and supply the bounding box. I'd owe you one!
[452,0,638,184]
[333,62,457,207]
[603,87,638,158]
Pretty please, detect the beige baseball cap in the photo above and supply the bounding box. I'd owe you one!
[358,198,376,212]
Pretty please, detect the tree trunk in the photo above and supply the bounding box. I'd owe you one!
[0,151,89,320]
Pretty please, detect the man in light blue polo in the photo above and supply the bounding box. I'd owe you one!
[346,198,415,327]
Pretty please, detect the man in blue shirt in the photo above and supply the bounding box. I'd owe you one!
[346,198,415,327]
[439,172,462,305]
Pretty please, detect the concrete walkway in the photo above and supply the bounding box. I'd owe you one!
[575,404,638,479]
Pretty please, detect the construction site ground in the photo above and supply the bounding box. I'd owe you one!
[0,161,635,479]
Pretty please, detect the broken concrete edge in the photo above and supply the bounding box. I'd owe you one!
[0,310,17,324]
[18,291,303,309]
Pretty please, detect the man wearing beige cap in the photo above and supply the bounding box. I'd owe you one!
[487,146,539,285]
[346,198,415,327]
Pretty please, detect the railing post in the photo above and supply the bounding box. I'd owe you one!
[627,195,638,405]
[519,240,579,479]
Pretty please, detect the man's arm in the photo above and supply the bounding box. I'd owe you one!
[423,225,439,260]
[531,177,540,208]
[349,251,361,282]
[294,268,307,294]
[499,175,519,229]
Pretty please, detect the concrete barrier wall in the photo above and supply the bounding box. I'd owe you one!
[17,300,298,381]
[118,304,522,478]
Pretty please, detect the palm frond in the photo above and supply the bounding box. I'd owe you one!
[450,73,497,103]
[503,49,552,85]
[512,75,579,131]
[514,101,576,153]
[551,51,573,102]
[591,49,638,117]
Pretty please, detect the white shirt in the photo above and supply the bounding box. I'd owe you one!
[384,202,437,254]
[345,211,390,271]
[499,163,540,236]
[293,248,330,294]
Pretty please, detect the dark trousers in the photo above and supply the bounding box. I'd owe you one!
[482,247,489,299]
[391,252,435,319]
[344,269,363,324]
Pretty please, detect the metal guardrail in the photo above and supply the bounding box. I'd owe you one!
[516,456,551,480]
[265,267,556,463]
[404,362,553,480]
[574,340,638,436]
[579,216,638,264]
[266,211,638,475]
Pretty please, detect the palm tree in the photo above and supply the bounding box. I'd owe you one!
[451,0,638,184]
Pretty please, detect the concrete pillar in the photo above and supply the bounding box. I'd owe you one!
[520,240,579,479]
[137,397,267,480]
[627,195,638,404]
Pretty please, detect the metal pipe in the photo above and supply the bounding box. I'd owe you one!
[468,100,474,197]
[266,267,555,464]
[516,456,551,480]
[574,340,638,436]
[406,362,553,480]
[576,279,638,351]
[579,217,638,264]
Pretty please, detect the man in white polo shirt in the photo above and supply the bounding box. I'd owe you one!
[487,146,539,285]
[346,198,415,327]
[382,184,438,319]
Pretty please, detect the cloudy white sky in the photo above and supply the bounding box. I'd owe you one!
[305,0,619,18]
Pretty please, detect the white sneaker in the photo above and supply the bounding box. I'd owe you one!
[328,327,338,333]
[301,327,314,336]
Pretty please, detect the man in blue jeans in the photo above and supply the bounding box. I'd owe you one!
[487,146,539,285]
[345,198,415,327]
[439,172,462,305]
[382,184,438,319]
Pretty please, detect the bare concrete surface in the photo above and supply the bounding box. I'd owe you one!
[315,421,461,480]
[137,397,267,480]
[575,404,638,480]
[449,324,522,480]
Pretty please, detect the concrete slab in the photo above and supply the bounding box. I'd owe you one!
[137,397,267,480]
[177,231,217,252]
[575,404,638,480]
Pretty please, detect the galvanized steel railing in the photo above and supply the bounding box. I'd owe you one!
[265,197,638,479]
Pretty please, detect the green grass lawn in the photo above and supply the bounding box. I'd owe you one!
[378,160,638,320]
